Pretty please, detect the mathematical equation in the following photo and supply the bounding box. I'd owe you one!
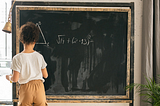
[56,35,94,46]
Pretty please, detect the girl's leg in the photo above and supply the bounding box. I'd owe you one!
[18,84,33,106]
[33,80,48,106]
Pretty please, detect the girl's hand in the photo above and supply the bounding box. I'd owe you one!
[6,75,12,81]
[6,75,10,81]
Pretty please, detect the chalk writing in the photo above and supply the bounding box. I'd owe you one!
[56,35,94,45]
[36,21,49,46]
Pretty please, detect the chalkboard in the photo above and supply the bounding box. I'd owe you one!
[13,2,134,103]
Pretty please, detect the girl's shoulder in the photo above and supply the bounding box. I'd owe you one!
[11,53,23,62]
[32,51,44,59]
[33,51,43,56]
[12,53,22,59]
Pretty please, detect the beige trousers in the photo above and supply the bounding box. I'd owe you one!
[18,80,48,106]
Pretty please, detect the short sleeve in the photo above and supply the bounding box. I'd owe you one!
[41,56,47,69]
[10,56,21,73]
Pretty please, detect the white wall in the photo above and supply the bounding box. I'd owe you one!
[15,0,143,106]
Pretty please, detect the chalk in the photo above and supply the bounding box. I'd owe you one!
[9,75,13,83]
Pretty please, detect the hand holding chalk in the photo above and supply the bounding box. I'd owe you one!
[9,75,13,83]
[6,74,13,83]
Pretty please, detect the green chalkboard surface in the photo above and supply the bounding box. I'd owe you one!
[13,2,134,103]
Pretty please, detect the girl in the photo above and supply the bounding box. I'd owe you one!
[6,22,48,106]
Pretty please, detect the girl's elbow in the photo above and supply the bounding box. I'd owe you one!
[43,74,48,78]
[12,78,18,82]
[13,80,18,83]
[43,76,48,79]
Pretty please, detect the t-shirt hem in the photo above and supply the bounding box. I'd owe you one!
[18,79,44,85]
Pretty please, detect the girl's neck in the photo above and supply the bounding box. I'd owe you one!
[22,43,35,53]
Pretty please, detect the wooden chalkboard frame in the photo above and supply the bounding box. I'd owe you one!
[12,1,134,105]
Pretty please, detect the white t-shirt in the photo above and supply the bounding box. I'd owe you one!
[11,51,47,84]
